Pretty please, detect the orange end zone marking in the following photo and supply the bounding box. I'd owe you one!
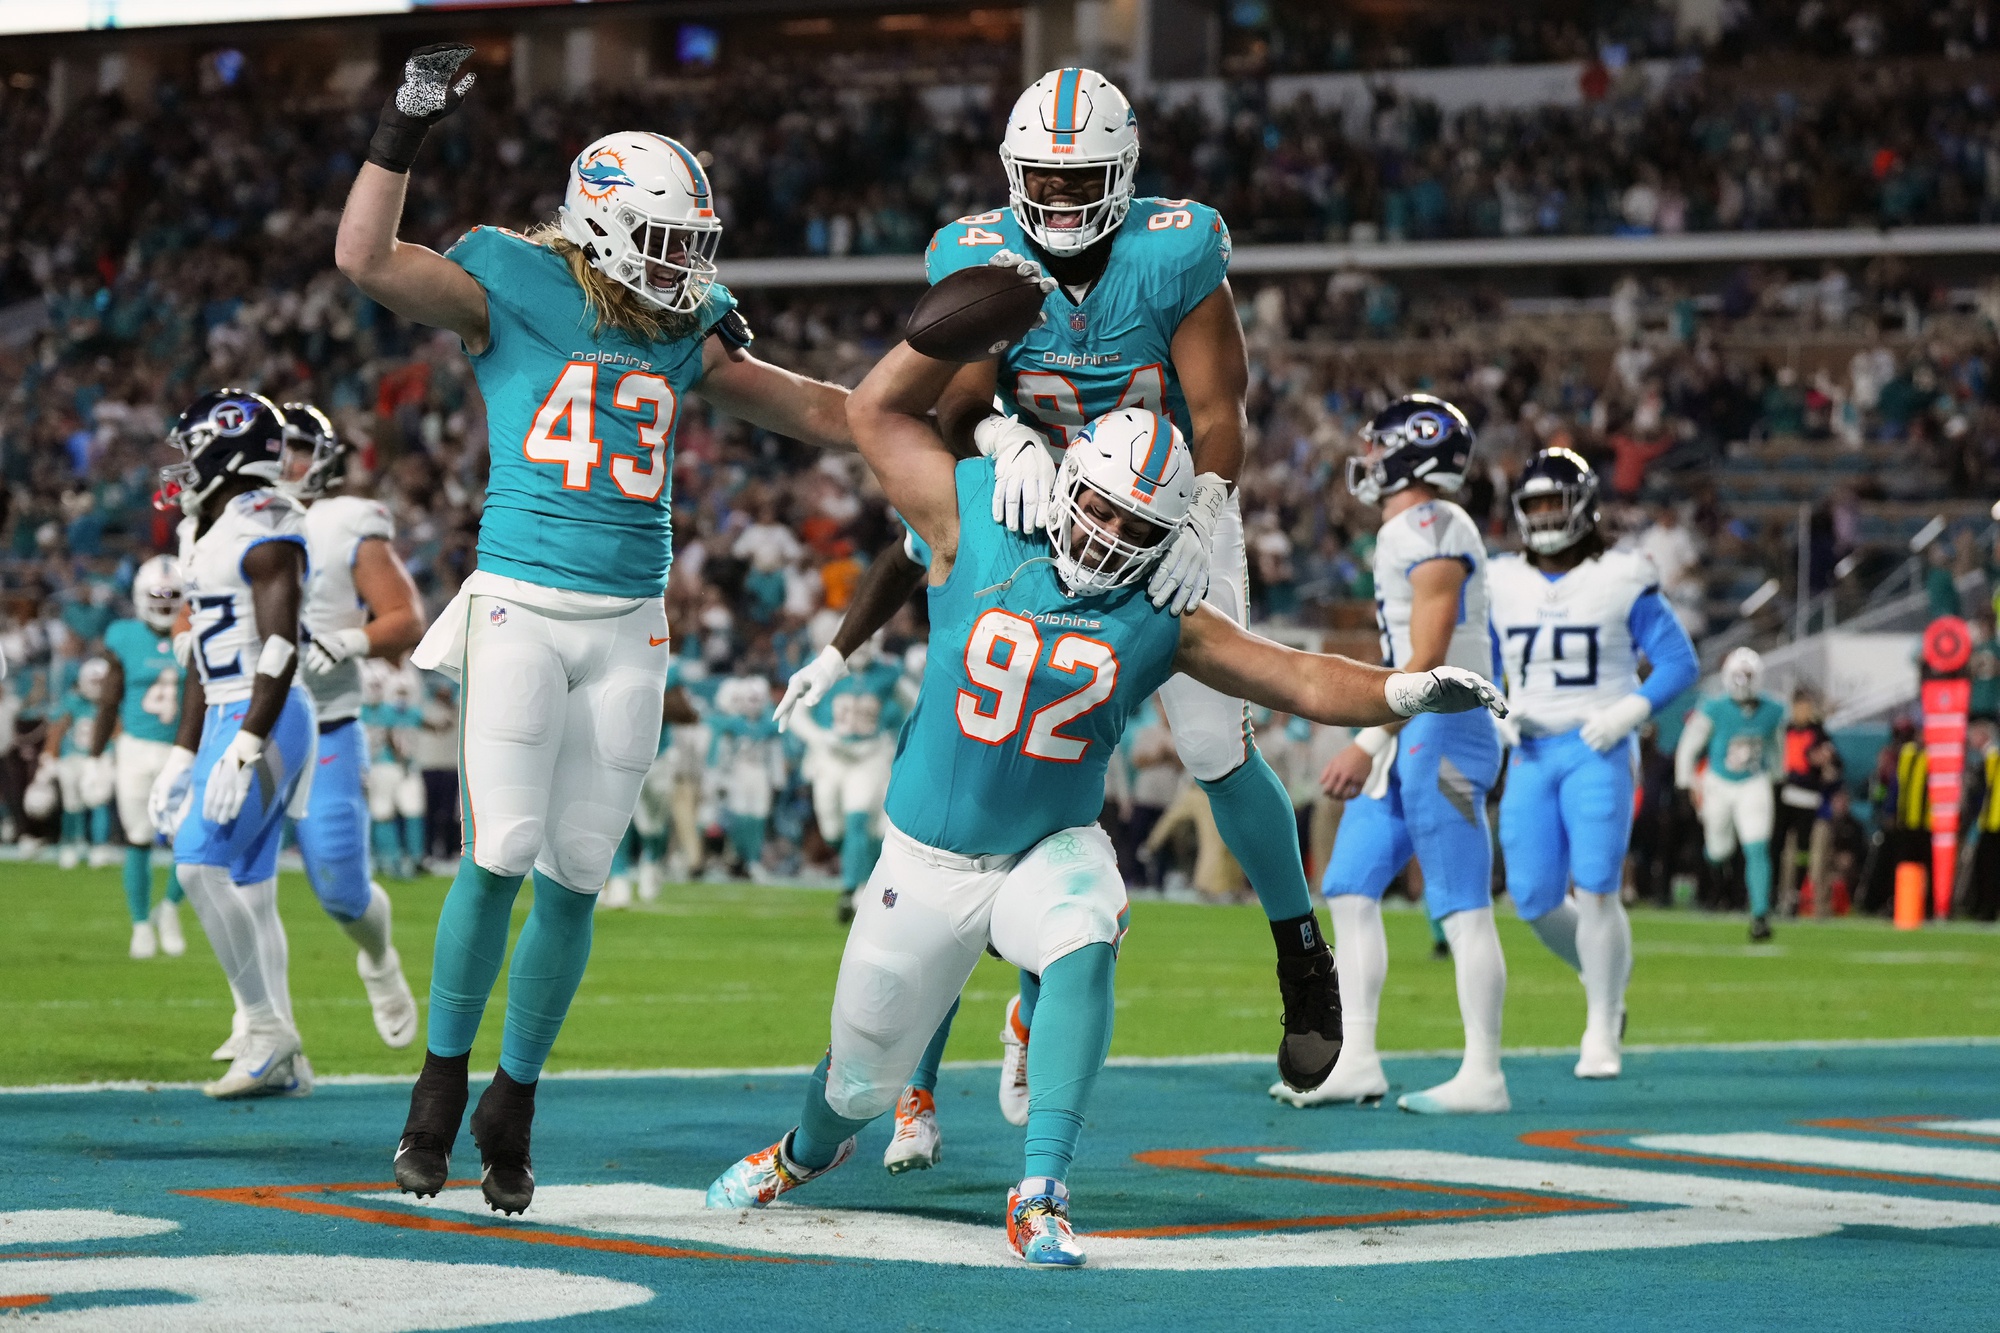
[1093,1147,1621,1238]
[0,1294,50,1308]
[1522,1128,2000,1192]
[1801,1115,2000,1145]
[175,1183,802,1265]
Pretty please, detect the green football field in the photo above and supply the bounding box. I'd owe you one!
[3,861,1998,1086]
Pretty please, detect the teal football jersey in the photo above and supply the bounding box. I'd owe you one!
[56,689,99,757]
[883,458,1184,857]
[924,198,1231,450]
[1701,694,1787,781]
[810,660,907,740]
[446,227,738,598]
[105,617,182,744]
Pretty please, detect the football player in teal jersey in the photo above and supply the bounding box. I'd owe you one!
[706,343,1503,1266]
[338,45,854,1214]
[95,556,190,959]
[46,658,116,871]
[1676,647,1789,941]
[777,635,906,920]
[914,68,1341,1091]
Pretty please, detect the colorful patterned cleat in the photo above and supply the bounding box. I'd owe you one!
[1007,1177,1086,1267]
[706,1130,855,1209]
[883,1087,943,1174]
[997,995,1030,1128]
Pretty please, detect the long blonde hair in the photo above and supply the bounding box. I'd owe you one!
[525,221,698,345]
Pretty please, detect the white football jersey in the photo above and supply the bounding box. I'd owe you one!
[178,489,309,706]
[303,495,395,723]
[1371,499,1492,675]
[1488,547,1660,737]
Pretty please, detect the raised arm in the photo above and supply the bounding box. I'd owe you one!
[1173,606,1503,729]
[1170,281,1250,484]
[695,336,852,452]
[91,657,123,757]
[1321,554,1469,797]
[847,342,966,578]
[774,538,928,731]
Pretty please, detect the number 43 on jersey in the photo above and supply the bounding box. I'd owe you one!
[523,361,677,501]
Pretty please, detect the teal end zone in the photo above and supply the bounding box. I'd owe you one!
[4,1044,1999,1331]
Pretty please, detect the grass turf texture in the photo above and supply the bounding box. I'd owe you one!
[4,861,1998,1085]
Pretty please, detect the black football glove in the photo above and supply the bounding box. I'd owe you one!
[366,44,477,174]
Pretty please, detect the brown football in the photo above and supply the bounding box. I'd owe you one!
[905,261,1048,362]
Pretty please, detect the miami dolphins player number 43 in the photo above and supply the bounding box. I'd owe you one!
[705,342,1503,1267]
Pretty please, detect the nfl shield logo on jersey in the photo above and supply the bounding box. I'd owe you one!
[1070,309,1088,333]
[489,606,508,626]
[882,887,898,909]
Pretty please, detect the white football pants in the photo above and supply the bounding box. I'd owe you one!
[824,821,1128,1121]
[114,734,174,846]
[459,589,668,890]
[810,738,893,843]
[1155,494,1252,780]
[1699,770,1775,860]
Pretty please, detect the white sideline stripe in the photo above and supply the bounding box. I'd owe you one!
[1631,1132,2000,1182]
[1918,1119,2000,1136]
[6,1035,1997,1095]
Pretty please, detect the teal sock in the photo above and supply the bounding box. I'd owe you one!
[498,871,597,1083]
[121,844,152,920]
[641,833,667,864]
[1744,842,1773,918]
[1017,969,1041,1029]
[426,856,526,1058]
[1429,914,1448,947]
[791,1052,876,1170]
[165,865,184,904]
[1023,944,1116,1183]
[372,820,400,867]
[121,846,152,923]
[1198,750,1312,921]
[908,998,959,1093]
[840,812,879,892]
[728,814,766,866]
[89,806,112,844]
[402,816,425,862]
[62,810,83,845]
[610,827,634,878]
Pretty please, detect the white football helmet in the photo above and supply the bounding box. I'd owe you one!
[77,656,111,703]
[1049,408,1192,595]
[132,555,184,633]
[1001,68,1140,256]
[558,131,722,314]
[1722,646,1765,703]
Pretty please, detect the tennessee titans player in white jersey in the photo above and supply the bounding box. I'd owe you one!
[148,390,319,1101]
[1279,395,1513,1116]
[339,44,853,1213]
[1489,450,1698,1079]
[707,343,1502,1264]
[833,66,1342,1092]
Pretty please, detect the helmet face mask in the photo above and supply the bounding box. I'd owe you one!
[1002,68,1140,256]
[161,390,288,518]
[279,402,346,500]
[132,555,184,632]
[1511,447,1601,555]
[1722,647,1765,703]
[1048,408,1192,596]
[558,133,722,315]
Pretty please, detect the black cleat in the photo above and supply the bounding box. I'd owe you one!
[1275,946,1343,1092]
[1431,938,1452,961]
[470,1068,537,1215]
[1749,915,1774,944]
[835,892,855,925]
[395,1050,470,1197]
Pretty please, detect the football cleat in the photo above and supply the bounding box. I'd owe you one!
[88,844,121,869]
[706,1130,855,1209]
[1275,946,1342,1092]
[1270,1050,1388,1107]
[211,1006,249,1062]
[203,1027,307,1100]
[1397,1070,1510,1115]
[57,844,81,871]
[835,892,856,925]
[883,1087,942,1174]
[152,898,186,956]
[469,1069,537,1215]
[637,861,661,903]
[1749,915,1773,944]
[998,995,1030,1127]
[358,947,419,1049]
[395,1051,470,1197]
[129,921,158,960]
[600,876,633,910]
[1007,1177,1085,1267]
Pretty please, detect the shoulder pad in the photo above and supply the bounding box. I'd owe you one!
[1127,198,1229,261]
[231,489,307,532]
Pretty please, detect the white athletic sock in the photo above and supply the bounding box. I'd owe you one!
[339,882,394,967]
[240,875,296,1032]
[1329,896,1386,1065]
[1573,891,1631,1044]
[1442,908,1506,1080]
[1527,899,1581,972]
[177,864,283,1033]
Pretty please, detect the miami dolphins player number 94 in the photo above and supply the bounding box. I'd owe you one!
[337,43,854,1216]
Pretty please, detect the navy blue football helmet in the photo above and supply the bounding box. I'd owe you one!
[1346,394,1475,505]
[1511,447,1601,555]
[279,401,348,499]
[158,389,288,516]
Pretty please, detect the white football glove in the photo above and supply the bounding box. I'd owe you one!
[987,249,1058,296]
[172,630,193,669]
[1578,693,1652,753]
[978,415,1058,534]
[148,745,197,836]
[1148,473,1229,616]
[1493,710,1521,749]
[202,731,264,826]
[304,627,372,676]
[1385,667,1509,720]
[775,645,848,733]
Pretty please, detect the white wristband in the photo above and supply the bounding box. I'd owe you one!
[330,627,373,660]
[1354,726,1394,758]
[223,730,264,763]
[256,636,296,678]
[1383,671,1431,718]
